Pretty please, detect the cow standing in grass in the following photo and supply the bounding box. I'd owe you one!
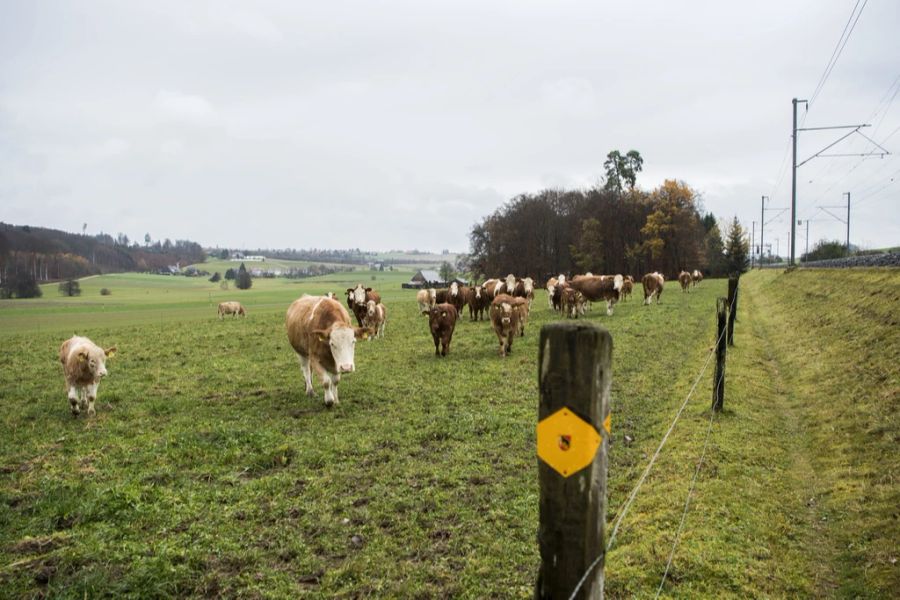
[621,276,634,301]
[490,294,520,356]
[347,284,381,328]
[286,295,369,407]
[428,303,458,357]
[678,271,692,292]
[568,274,624,316]
[217,301,246,319]
[416,289,433,315]
[59,335,116,417]
[466,285,489,321]
[642,272,665,305]
[364,300,387,339]
[692,270,703,287]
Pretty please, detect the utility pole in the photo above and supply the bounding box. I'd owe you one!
[751,221,756,269]
[790,98,807,267]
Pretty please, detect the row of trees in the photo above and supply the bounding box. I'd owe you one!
[466,151,749,281]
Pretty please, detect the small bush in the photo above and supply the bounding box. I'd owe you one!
[100,288,112,296]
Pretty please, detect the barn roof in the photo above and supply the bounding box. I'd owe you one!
[415,270,442,282]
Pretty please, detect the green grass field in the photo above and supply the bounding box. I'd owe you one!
[0,269,896,598]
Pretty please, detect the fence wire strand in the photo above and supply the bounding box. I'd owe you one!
[567,291,736,600]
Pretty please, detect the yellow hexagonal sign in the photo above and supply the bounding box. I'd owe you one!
[536,408,604,477]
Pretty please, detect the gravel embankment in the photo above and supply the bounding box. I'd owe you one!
[800,252,900,268]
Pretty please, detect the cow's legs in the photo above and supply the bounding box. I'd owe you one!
[86,382,99,417]
[68,385,80,416]
[606,299,614,316]
[322,374,337,407]
[433,333,441,357]
[298,355,314,397]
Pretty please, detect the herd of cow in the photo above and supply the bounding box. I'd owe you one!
[57,270,704,413]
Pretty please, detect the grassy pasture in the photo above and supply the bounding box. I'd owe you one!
[0,269,896,598]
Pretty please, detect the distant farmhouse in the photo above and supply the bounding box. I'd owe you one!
[402,269,467,289]
[230,252,266,262]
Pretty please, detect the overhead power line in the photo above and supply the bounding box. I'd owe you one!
[809,0,868,107]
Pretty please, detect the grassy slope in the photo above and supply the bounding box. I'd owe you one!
[0,269,896,598]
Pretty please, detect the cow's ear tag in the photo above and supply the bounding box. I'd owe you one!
[317,335,327,343]
[78,351,88,363]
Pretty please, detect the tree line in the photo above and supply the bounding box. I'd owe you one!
[0,223,205,298]
[465,151,748,281]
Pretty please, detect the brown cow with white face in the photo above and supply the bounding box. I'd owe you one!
[482,278,503,298]
[546,277,559,310]
[678,271,692,292]
[466,285,489,321]
[490,294,520,356]
[620,276,634,301]
[510,296,530,337]
[364,300,387,339]
[59,335,117,417]
[428,303,458,357]
[286,295,369,407]
[568,274,624,316]
[346,284,381,327]
[642,272,665,305]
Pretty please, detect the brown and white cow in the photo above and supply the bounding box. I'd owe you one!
[466,285,489,321]
[559,285,580,319]
[416,289,433,315]
[286,295,369,407]
[691,270,703,287]
[347,284,381,327]
[217,301,246,319]
[482,278,503,298]
[642,272,665,305]
[490,294,520,356]
[428,303,458,357]
[569,274,624,316]
[364,300,387,339]
[678,271,692,292]
[546,277,559,310]
[324,292,337,300]
[621,276,634,301]
[510,296,530,337]
[59,335,116,417]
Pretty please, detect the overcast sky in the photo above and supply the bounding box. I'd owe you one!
[2,1,898,254]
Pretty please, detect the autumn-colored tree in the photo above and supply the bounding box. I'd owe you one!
[640,180,705,274]
[570,218,604,273]
[723,217,750,276]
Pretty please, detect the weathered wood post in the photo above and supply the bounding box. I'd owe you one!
[536,322,612,600]
[713,297,727,411]
[726,277,739,346]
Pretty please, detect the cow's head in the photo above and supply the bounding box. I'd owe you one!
[450,281,459,296]
[78,345,116,380]
[499,302,513,326]
[238,306,246,316]
[351,284,369,306]
[523,277,534,293]
[505,274,516,290]
[474,285,482,299]
[366,299,377,317]
[315,325,367,373]
[345,288,355,306]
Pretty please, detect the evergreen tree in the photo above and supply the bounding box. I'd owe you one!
[224,268,236,280]
[723,217,750,276]
[209,272,221,283]
[704,221,726,276]
[235,262,253,290]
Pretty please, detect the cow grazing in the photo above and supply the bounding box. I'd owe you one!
[568,274,624,316]
[642,272,665,305]
[692,270,703,287]
[286,295,369,407]
[59,335,116,417]
[678,271,692,292]
[466,285,489,321]
[416,289,433,314]
[490,294,520,356]
[621,276,634,301]
[217,301,246,319]
[364,300,387,339]
[428,303,458,357]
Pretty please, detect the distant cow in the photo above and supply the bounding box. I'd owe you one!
[435,282,465,315]
[678,271,692,292]
[218,301,246,319]
[324,292,336,300]
[621,276,634,301]
[416,289,434,314]
[59,335,116,417]
[466,285,489,321]
[642,272,665,305]
[429,303,458,357]
[482,279,503,298]
[364,300,387,339]
[569,274,624,316]
[546,277,559,310]
[347,284,381,327]
[490,294,520,356]
[692,270,703,287]
[286,295,369,407]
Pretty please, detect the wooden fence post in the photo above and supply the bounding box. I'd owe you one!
[726,277,739,346]
[713,297,727,411]
[536,322,612,600]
